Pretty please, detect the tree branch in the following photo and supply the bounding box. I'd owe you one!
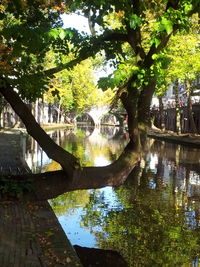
[125,0,146,60]
[17,32,128,80]
[9,142,140,200]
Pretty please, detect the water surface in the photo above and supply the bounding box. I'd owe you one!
[25,126,200,266]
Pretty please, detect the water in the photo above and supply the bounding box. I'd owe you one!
[25,126,200,266]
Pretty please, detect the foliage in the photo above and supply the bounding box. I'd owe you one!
[1,0,200,124]
[44,51,114,114]
[166,32,200,83]
[153,13,200,98]
[0,1,85,101]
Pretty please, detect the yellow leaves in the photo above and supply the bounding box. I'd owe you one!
[0,43,14,73]
[66,257,72,263]
[0,4,6,12]
[45,230,54,237]
[104,11,124,30]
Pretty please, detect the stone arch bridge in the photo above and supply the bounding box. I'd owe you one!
[78,106,126,126]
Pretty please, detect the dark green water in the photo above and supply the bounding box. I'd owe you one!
[26,126,200,266]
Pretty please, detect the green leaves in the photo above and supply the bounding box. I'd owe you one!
[48,28,74,40]
[98,76,116,90]
[161,17,173,35]
[150,37,161,48]
[128,14,142,30]
[154,16,173,36]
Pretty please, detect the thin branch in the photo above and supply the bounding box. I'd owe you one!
[125,0,146,60]
[16,32,128,80]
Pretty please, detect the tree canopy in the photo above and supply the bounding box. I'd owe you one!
[0,0,200,175]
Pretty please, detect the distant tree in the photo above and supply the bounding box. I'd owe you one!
[165,29,200,134]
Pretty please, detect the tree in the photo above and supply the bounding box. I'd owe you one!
[76,0,200,148]
[165,29,200,134]
[44,56,100,122]
[0,0,200,181]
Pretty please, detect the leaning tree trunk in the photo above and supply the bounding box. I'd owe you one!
[186,80,197,134]
[0,78,79,176]
[12,141,140,200]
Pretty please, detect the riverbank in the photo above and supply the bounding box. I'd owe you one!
[0,123,72,134]
[41,123,72,131]
[0,200,83,266]
[148,130,200,148]
[2,125,200,149]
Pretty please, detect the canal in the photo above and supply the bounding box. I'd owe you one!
[25,126,200,266]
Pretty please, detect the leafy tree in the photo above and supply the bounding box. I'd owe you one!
[165,31,200,133]
[0,0,200,178]
[71,0,200,148]
[45,57,99,121]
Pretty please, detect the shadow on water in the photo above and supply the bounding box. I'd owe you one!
[25,126,200,266]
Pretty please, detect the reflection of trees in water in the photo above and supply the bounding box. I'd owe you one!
[149,139,200,202]
[50,190,90,216]
[25,127,128,171]
[151,140,200,168]
[80,162,200,266]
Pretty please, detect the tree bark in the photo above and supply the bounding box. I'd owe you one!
[137,77,156,146]
[186,80,197,134]
[10,142,140,200]
[0,78,79,176]
[120,89,141,151]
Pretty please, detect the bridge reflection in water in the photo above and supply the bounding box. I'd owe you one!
[25,126,200,266]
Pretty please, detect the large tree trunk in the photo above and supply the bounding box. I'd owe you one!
[120,89,141,151]
[137,77,156,146]
[186,80,197,134]
[120,76,156,150]
[0,79,79,176]
[11,141,140,200]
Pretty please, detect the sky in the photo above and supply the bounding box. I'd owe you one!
[61,13,114,78]
[61,13,90,34]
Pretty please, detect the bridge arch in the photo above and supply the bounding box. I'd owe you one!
[75,106,126,127]
[76,113,95,126]
[86,105,110,126]
[100,112,125,126]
